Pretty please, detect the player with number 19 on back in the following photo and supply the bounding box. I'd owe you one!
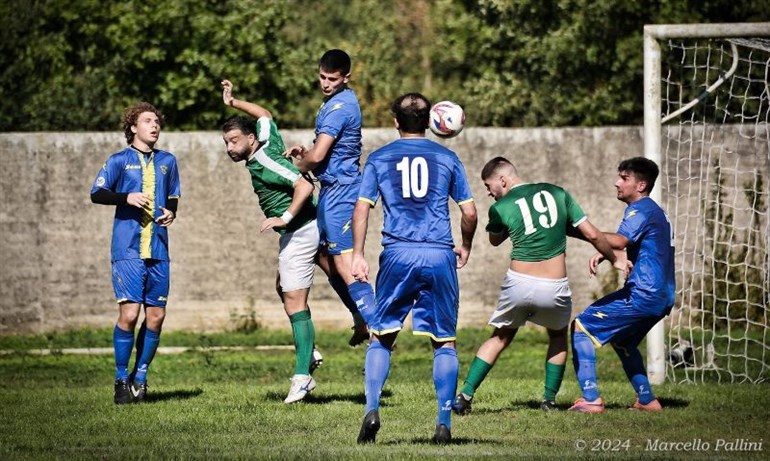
[453,157,624,415]
[351,93,478,445]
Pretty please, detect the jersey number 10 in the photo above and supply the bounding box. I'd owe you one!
[396,156,428,198]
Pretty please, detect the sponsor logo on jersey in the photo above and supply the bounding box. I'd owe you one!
[330,103,344,112]
[96,177,106,187]
[592,312,607,319]
[342,221,351,234]
[160,165,168,175]
[125,164,142,170]
[626,210,638,218]
[158,296,167,301]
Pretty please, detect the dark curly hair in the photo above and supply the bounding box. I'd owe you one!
[122,102,164,144]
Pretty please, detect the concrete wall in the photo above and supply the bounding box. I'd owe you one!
[0,127,640,334]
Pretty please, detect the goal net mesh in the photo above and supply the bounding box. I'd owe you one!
[660,36,769,383]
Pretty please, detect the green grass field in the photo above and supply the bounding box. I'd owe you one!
[1,328,768,460]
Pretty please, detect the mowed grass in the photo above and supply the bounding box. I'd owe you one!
[1,328,768,460]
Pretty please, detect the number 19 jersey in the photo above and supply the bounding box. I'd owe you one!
[487,183,586,262]
[358,138,473,248]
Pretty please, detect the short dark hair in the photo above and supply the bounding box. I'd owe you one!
[618,157,659,193]
[391,92,430,134]
[122,102,164,144]
[481,156,514,180]
[221,115,256,136]
[319,49,351,75]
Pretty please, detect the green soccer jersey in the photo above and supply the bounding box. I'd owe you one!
[486,183,586,262]
[245,117,316,234]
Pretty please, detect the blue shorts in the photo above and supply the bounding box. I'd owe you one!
[111,259,170,307]
[574,287,670,348]
[317,179,360,255]
[364,246,458,342]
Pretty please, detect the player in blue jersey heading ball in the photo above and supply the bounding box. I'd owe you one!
[569,157,675,413]
[285,49,373,347]
[90,102,181,404]
[351,92,478,445]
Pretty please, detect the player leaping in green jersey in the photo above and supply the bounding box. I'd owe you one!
[221,79,322,403]
[454,157,627,414]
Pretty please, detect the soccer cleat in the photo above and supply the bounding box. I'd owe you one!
[568,397,605,413]
[348,325,369,347]
[130,381,148,403]
[284,374,316,404]
[357,410,380,444]
[432,424,452,445]
[114,379,132,405]
[309,348,324,375]
[541,399,558,411]
[452,393,473,415]
[630,398,662,412]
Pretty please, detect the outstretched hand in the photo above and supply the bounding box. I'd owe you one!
[284,145,307,160]
[222,79,234,106]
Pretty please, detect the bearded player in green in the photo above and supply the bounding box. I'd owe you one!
[454,157,626,413]
[221,80,323,403]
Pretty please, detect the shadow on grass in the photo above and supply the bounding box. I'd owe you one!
[145,388,204,403]
[468,397,688,414]
[264,389,393,405]
[387,436,492,445]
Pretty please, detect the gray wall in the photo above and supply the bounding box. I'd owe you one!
[0,127,640,334]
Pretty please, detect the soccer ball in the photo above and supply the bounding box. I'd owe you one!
[429,101,465,138]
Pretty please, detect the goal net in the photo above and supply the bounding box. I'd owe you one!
[644,23,770,384]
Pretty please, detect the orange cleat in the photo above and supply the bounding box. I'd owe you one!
[568,397,605,413]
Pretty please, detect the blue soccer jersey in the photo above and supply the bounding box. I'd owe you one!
[313,88,362,186]
[617,196,676,311]
[91,147,181,262]
[358,138,474,248]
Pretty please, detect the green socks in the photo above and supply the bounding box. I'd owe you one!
[460,356,493,397]
[543,361,565,402]
[289,310,315,375]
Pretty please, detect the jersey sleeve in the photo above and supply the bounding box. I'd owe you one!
[485,204,506,234]
[317,103,350,139]
[617,206,646,243]
[167,157,181,199]
[449,157,473,205]
[90,154,121,194]
[563,189,587,227]
[256,117,271,143]
[357,159,380,206]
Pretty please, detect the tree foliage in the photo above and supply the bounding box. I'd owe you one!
[0,0,767,131]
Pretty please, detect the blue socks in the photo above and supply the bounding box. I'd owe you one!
[113,325,134,381]
[433,348,458,428]
[133,327,161,384]
[614,345,655,404]
[364,341,392,414]
[328,274,359,316]
[347,280,375,321]
[572,331,600,401]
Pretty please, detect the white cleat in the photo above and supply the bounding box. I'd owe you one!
[284,374,316,404]
[310,348,323,375]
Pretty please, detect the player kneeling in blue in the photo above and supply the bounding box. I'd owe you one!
[221,80,322,403]
[90,102,181,404]
[351,93,477,444]
[569,157,674,413]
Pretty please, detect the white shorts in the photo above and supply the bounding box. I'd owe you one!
[277,219,320,292]
[488,269,572,330]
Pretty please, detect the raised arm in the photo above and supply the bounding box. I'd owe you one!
[222,79,272,119]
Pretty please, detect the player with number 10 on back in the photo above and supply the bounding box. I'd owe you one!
[351,92,478,445]
[453,157,625,415]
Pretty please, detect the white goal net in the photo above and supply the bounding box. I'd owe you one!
[644,23,770,384]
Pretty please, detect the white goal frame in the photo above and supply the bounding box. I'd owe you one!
[643,22,770,384]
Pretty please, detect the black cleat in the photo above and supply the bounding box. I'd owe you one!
[453,393,473,415]
[357,410,380,444]
[541,399,558,411]
[130,381,148,403]
[432,424,452,445]
[114,379,132,405]
[309,348,323,375]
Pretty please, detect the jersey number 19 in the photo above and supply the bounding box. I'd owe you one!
[514,191,558,235]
